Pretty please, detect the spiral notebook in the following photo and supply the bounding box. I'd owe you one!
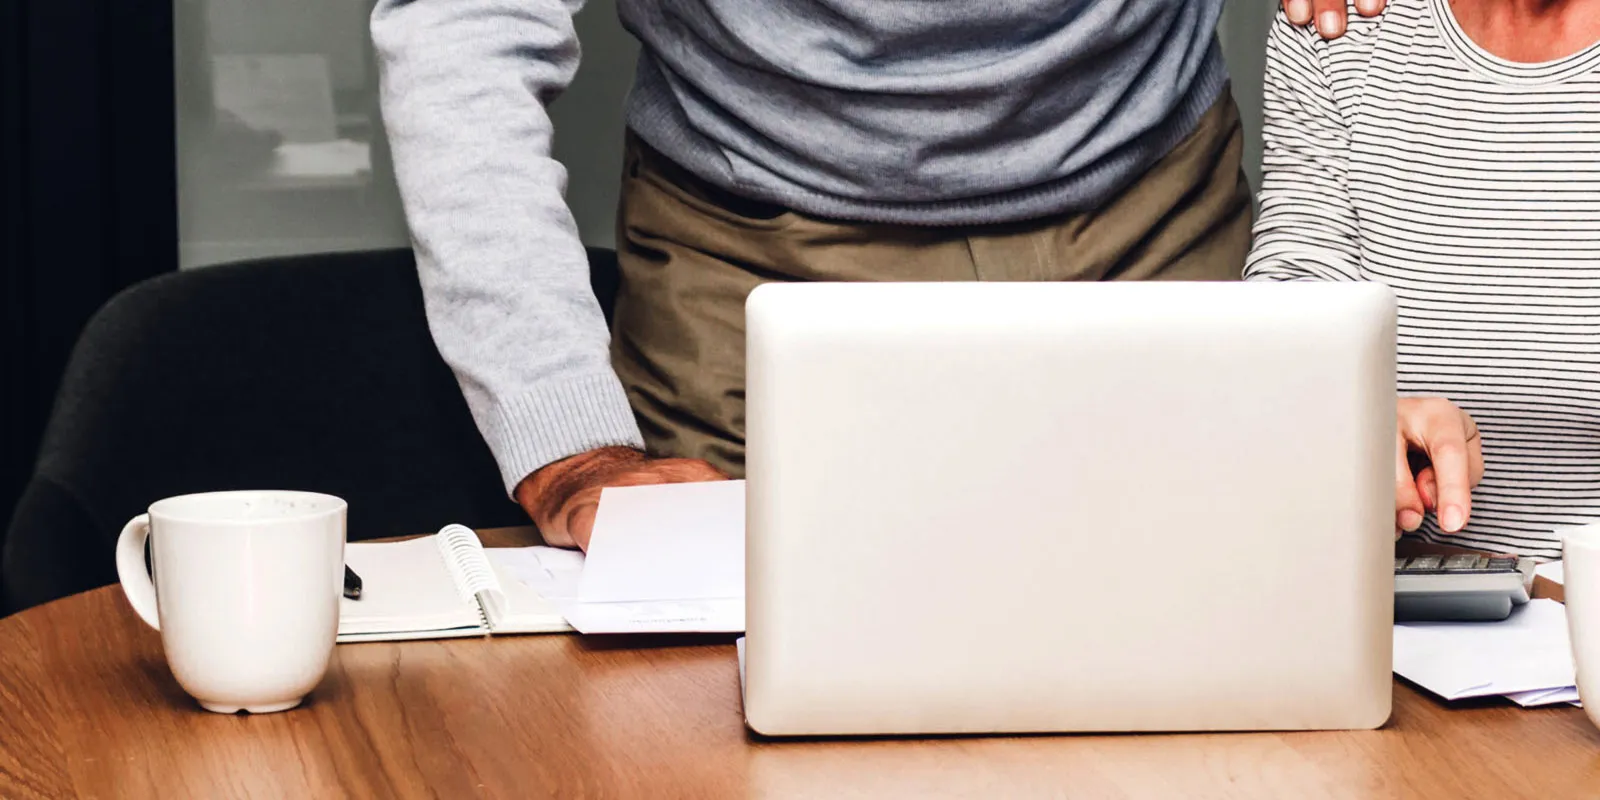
[337,525,581,643]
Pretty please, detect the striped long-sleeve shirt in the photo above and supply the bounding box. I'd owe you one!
[1244,0,1600,558]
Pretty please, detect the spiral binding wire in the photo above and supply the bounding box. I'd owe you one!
[435,523,503,629]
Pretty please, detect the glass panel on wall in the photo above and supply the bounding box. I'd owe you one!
[174,0,406,268]
[173,0,637,269]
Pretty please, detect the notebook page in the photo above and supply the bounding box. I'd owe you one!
[338,536,486,640]
[481,546,582,633]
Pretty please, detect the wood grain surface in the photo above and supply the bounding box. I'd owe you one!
[4,528,1600,798]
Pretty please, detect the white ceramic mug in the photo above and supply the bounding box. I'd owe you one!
[115,490,346,714]
[1564,523,1600,726]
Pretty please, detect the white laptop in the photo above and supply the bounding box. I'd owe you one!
[740,280,1397,736]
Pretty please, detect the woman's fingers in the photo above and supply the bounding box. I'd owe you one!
[1397,398,1483,534]
[1395,429,1426,532]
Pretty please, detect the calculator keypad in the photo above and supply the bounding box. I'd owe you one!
[1395,554,1519,574]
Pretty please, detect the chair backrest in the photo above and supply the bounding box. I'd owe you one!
[3,247,621,614]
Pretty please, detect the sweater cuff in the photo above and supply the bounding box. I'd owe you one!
[483,371,645,496]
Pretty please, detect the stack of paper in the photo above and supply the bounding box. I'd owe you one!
[557,480,746,634]
[1393,599,1581,707]
[1504,686,1582,707]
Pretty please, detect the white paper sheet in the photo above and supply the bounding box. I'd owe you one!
[1536,560,1564,586]
[1505,686,1581,707]
[562,598,744,634]
[1394,599,1576,700]
[561,480,746,633]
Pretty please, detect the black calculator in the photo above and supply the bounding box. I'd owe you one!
[1394,554,1535,622]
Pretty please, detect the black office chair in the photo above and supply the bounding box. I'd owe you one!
[2,247,621,615]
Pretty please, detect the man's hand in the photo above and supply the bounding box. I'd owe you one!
[1395,398,1484,538]
[515,446,727,551]
[1281,0,1386,39]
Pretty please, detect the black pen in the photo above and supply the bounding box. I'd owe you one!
[344,564,363,600]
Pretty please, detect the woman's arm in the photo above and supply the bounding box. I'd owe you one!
[1243,13,1365,283]
[1246,12,1485,535]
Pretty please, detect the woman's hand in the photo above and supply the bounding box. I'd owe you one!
[1395,397,1484,537]
[1281,0,1385,38]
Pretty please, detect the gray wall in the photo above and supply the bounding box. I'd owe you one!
[1219,1,1277,197]
[176,0,1274,265]
[549,0,637,249]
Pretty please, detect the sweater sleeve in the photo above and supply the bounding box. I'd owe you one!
[1243,12,1364,283]
[370,0,644,495]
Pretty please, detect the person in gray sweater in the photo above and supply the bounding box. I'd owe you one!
[370,1,1377,550]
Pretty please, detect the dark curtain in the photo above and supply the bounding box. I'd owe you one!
[1,0,178,574]
[2,0,24,532]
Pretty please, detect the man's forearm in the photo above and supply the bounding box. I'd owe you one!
[371,0,644,492]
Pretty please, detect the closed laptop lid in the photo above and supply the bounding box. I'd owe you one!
[742,281,1396,736]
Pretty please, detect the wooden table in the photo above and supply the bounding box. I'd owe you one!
[5,530,1600,798]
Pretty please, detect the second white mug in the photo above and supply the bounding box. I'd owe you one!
[115,490,346,714]
[1564,522,1600,729]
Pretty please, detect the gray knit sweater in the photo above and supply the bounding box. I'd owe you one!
[370,0,1229,493]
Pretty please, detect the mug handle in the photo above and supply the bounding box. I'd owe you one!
[115,514,161,630]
